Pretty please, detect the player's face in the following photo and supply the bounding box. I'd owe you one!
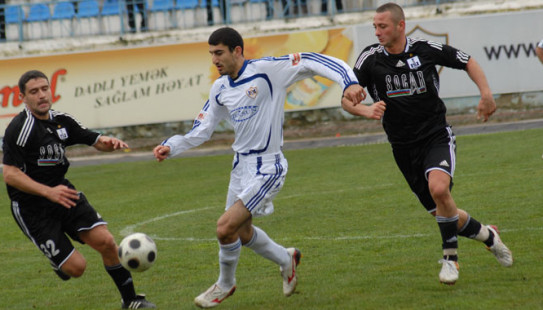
[21,77,52,120]
[209,43,241,79]
[373,11,404,51]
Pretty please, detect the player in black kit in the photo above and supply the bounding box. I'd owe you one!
[341,3,513,285]
[2,70,155,309]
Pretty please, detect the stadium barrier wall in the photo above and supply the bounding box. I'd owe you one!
[0,8,542,133]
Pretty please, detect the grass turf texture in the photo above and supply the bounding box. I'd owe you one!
[1,128,542,309]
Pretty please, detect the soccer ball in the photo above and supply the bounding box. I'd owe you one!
[118,233,157,272]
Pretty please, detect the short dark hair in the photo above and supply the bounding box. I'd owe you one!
[18,70,49,94]
[208,27,244,55]
[376,2,405,24]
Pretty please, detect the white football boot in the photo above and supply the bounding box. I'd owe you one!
[438,259,459,285]
[280,247,302,296]
[194,284,236,308]
[486,225,513,267]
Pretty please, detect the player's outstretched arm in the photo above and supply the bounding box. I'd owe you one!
[465,58,496,122]
[341,96,386,120]
[3,164,79,208]
[93,136,129,152]
[153,145,171,162]
[342,84,367,105]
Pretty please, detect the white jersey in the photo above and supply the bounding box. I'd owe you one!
[162,52,359,156]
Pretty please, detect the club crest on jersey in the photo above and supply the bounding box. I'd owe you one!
[291,53,301,66]
[407,56,421,70]
[56,128,68,140]
[246,86,258,99]
[197,112,207,121]
[231,106,259,122]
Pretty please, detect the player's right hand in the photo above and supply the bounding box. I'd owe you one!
[47,185,80,209]
[153,145,171,162]
[368,101,386,120]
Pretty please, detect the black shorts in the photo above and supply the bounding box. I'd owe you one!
[392,127,456,213]
[10,192,107,269]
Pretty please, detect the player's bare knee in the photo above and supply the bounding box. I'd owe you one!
[429,182,450,203]
[64,259,86,278]
[216,222,237,243]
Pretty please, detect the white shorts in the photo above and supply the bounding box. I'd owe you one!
[226,152,288,217]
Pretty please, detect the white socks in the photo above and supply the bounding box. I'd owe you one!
[474,225,490,242]
[216,226,290,289]
[217,239,242,290]
[245,226,290,268]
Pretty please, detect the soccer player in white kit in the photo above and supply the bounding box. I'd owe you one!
[153,27,366,308]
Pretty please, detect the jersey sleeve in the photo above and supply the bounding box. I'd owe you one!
[161,85,229,157]
[353,45,378,88]
[58,112,100,146]
[427,41,470,70]
[260,53,359,91]
[2,121,25,168]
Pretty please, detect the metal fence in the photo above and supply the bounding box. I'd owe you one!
[0,0,458,42]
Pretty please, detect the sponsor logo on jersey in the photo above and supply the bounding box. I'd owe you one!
[246,86,258,99]
[291,53,301,66]
[231,106,259,122]
[37,159,60,166]
[439,160,450,167]
[56,128,68,140]
[396,60,405,67]
[385,71,427,97]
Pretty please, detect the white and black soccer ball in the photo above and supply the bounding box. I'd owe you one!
[118,233,157,272]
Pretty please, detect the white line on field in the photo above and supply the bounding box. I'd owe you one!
[121,207,543,243]
[120,206,214,237]
[150,226,542,242]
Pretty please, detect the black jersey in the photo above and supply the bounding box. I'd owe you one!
[2,108,100,201]
[353,37,470,147]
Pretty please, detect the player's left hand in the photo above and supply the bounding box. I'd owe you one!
[343,84,366,105]
[95,136,129,151]
[477,93,496,122]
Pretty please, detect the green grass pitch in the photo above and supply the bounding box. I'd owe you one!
[1,128,542,309]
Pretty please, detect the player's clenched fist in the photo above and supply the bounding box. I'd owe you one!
[343,84,367,104]
[153,145,171,162]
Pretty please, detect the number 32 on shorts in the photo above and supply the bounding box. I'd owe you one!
[40,239,60,258]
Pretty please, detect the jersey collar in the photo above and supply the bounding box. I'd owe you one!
[228,60,249,83]
[383,37,410,56]
[24,106,54,120]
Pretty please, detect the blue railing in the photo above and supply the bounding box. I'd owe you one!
[0,0,461,42]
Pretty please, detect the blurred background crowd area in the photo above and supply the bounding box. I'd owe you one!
[0,0,463,42]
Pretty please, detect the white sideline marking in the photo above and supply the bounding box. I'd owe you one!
[121,206,543,243]
[120,207,214,237]
[150,227,542,242]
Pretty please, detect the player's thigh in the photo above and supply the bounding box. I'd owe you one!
[64,192,108,243]
[226,156,244,209]
[238,153,288,216]
[423,127,456,179]
[392,147,436,212]
[11,200,76,268]
[424,143,456,180]
[79,224,116,251]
